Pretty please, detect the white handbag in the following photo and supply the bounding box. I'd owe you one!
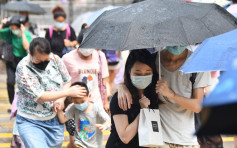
[138,108,164,147]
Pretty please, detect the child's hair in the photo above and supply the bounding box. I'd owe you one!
[64,82,90,111]
[71,82,89,96]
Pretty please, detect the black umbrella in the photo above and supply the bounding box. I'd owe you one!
[79,0,237,51]
[3,1,46,15]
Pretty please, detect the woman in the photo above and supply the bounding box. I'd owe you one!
[106,49,160,148]
[45,6,77,58]
[0,16,32,106]
[15,37,86,148]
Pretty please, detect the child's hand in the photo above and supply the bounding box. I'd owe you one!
[95,124,109,132]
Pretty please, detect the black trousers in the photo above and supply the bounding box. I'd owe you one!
[6,57,23,104]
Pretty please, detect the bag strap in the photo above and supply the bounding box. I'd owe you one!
[190,73,202,131]
[49,24,71,40]
[49,26,54,39]
[52,54,61,74]
[97,51,105,106]
[190,73,197,97]
[65,24,71,40]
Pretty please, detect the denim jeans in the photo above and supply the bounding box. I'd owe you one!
[16,115,64,148]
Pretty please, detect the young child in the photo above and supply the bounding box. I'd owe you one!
[57,82,111,148]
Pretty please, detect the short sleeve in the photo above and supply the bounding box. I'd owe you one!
[110,93,128,115]
[0,28,10,41]
[55,55,71,83]
[65,105,75,120]
[96,104,110,122]
[16,64,44,101]
[99,51,109,78]
[69,26,77,41]
[62,54,72,75]
[194,72,211,89]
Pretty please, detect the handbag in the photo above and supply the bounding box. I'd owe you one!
[0,31,14,63]
[138,108,164,147]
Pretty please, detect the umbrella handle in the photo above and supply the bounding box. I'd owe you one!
[157,47,172,103]
[158,47,161,80]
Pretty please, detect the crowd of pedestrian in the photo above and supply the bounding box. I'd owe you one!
[0,0,236,148]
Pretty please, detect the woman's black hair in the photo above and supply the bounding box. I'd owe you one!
[124,49,160,109]
[71,82,89,96]
[29,37,51,56]
[52,6,66,19]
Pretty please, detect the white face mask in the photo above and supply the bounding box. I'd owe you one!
[79,48,95,57]
[131,74,153,89]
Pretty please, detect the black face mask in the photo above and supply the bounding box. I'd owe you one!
[33,61,50,71]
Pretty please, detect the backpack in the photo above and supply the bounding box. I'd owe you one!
[0,30,14,63]
[190,73,223,148]
[49,24,73,55]
[49,24,71,39]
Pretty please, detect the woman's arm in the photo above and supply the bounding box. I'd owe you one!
[64,39,78,47]
[53,81,72,112]
[37,85,87,103]
[71,40,78,47]
[113,114,140,144]
[103,77,110,113]
[0,18,8,30]
[21,24,30,50]
[113,95,149,144]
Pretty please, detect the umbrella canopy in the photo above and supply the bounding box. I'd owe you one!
[71,11,94,33]
[80,0,237,51]
[87,5,119,26]
[71,6,119,33]
[197,58,237,135]
[180,29,237,73]
[3,1,46,15]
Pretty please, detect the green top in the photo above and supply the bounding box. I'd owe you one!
[0,28,32,57]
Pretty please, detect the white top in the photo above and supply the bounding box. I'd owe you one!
[155,50,211,145]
